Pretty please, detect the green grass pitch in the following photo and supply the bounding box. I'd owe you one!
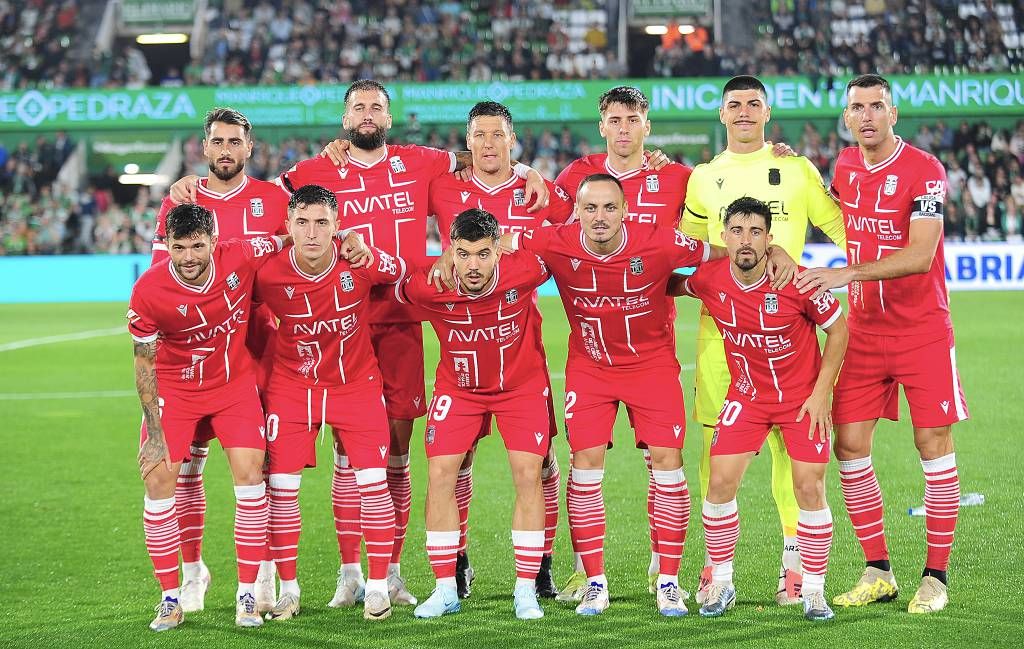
[1,292,1021,648]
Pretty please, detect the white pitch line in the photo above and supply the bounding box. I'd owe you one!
[0,326,124,352]
[0,389,136,401]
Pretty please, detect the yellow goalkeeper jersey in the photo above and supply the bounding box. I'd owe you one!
[681,143,846,343]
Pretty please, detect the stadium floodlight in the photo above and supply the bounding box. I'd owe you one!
[645,25,668,35]
[136,33,188,45]
[119,173,169,185]
[123,163,140,174]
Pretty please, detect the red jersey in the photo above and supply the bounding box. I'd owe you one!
[683,259,843,404]
[396,250,549,393]
[254,242,407,389]
[128,237,283,392]
[430,172,573,246]
[555,153,691,228]
[829,137,952,336]
[278,145,456,324]
[512,222,709,369]
[152,176,289,263]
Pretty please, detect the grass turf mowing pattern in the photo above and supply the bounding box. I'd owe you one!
[0,294,1020,648]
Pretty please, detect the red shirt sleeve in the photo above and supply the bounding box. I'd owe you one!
[362,247,409,286]
[662,227,710,268]
[127,290,159,343]
[554,161,581,201]
[803,285,843,329]
[544,180,575,225]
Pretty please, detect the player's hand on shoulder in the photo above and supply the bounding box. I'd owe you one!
[523,169,550,213]
[766,245,797,289]
[767,141,797,158]
[645,149,671,170]
[320,139,352,167]
[454,166,472,182]
[169,175,200,204]
[338,231,372,268]
[429,247,456,292]
[795,266,853,300]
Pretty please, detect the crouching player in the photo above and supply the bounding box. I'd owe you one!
[668,197,848,622]
[398,208,553,620]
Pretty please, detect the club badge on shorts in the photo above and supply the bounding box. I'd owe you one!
[764,293,779,314]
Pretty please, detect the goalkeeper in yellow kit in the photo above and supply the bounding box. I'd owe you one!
[681,76,846,606]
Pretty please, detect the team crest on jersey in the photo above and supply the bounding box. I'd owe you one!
[646,175,659,192]
[513,188,526,206]
[389,156,406,173]
[285,286,295,299]
[250,198,264,217]
[768,168,781,185]
[460,191,471,203]
[570,258,582,271]
[884,174,898,196]
[339,271,355,292]
[425,425,435,445]
[226,272,240,290]
[176,304,187,316]
[629,256,644,275]
[764,293,779,314]
[505,288,519,304]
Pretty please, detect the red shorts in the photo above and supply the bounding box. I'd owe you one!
[424,380,552,458]
[192,305,277,445]
[475,374,559,444]
[371,322,427,420]
[139,379,266,463]
[833,328,969,428]
[711,394,830,464]
[263,377,390,473]
[563,360,686,452]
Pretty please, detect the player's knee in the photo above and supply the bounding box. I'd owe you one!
[706,473,739,502]
[792,479,826,510]
[832,435,868,461]
[913,426,953,458]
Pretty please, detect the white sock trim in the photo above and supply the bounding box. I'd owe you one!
[426,530,460,546]
[144,496,175,513]
[570,467,604,484]
[234,482,266,500]
[921,453,956,473]
[702,499,737,518]
[798,507,833,526]
[269,473,302,489]
[511,529,545,547]
[354,467,387,485]
[652,468,685,484]
[838,456,872,472]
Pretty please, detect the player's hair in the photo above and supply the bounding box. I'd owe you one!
[166,203,216,240]
[467,101,514,133]
[203,107,252,140]
[723,196,772,231]
[577,173,625,201]
[722,75,767,100]
[345,79,391,108]
[598,86,650,114]
[846,73,893,102]
[288,184,338,215]
[450,208,500,242]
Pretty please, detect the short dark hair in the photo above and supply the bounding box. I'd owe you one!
[166,203,215,240]
[577,173,625,200]
[723,196,772,231]
[450,208,500,242]
[846,73,892,102]
[722,75,767,100]
[288,184,338,214]
[467,101,514,133]
[598,85,649,114]
[204,107,252,139]
[345,79,390,108]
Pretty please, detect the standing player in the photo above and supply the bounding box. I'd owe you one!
[428,101,573,599]
[254,185,402,622]
[796,74,969,614]
[129,204,284,630]
[552,85,693,599]
[668,197,848,622]
[507,174,720,617]
[153,107,289,614]
[680,75,846,606]
[397,209,553,620]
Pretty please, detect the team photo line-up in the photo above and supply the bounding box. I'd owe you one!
[128,73,969,632]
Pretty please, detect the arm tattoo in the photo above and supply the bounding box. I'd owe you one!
[133,340,163,443]
[454,150,472,171]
